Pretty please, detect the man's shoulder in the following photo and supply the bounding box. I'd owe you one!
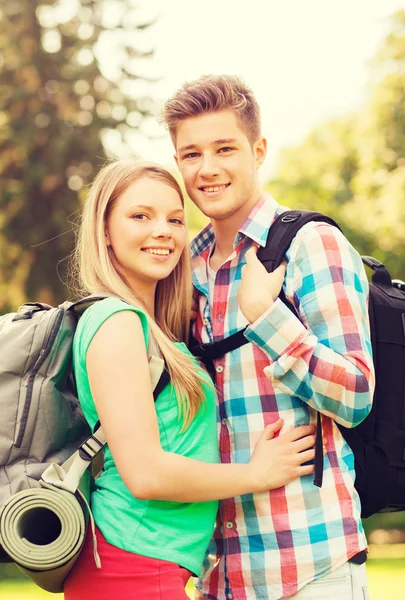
[290,219,348,252]
[287,219,365,277]
[190,223,215,259]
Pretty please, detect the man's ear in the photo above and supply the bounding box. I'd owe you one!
[254,137,267,169]
[174,153,179,166]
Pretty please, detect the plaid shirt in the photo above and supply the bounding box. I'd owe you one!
[191,194,374,600]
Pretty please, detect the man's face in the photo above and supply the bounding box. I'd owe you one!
[175,110,266,225]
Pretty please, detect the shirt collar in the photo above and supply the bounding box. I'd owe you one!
[190,192,283,258]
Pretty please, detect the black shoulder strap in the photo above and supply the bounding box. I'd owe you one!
[191,210,342,490]
[258,210,341,273]
[259,210,341,489]
[153,368,171,399]
[191,209,342,365]
[93,368,170,435]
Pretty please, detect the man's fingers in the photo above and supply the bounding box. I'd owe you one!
[245,244,260,264]
[268,263,286,280]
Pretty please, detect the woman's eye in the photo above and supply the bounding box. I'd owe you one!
[170,218,184,225]
[132,214,147,220]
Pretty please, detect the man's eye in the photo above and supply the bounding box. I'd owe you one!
[183,152,199,160]
[170,218,184,225]
[218,147,234,153]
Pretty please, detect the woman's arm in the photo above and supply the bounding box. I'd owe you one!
[86,311,316,503]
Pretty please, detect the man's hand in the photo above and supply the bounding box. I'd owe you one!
[238,245,286,324]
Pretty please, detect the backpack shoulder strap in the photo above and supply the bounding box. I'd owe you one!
[258,210,342,489]
[258,210,341,273]
[191,210,342,365]
[40,297,169,494]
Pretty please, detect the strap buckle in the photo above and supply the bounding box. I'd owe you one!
[78,434,105,461]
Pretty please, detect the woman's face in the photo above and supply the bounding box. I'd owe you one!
[105,176,188,294]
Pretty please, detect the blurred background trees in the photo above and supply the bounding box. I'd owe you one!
[269,9,405,281]
[1,5,404,313]
[0,0,156,310]
[0,0,404,587]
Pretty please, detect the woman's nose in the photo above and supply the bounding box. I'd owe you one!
[152,219,172,238]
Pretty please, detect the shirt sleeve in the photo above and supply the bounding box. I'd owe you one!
[77,297,149,362]
[243,222,375,428]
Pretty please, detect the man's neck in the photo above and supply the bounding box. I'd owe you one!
[210,190,263,265]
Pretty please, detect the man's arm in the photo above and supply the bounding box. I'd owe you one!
[242,223,375,428]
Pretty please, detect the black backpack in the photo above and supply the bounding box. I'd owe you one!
[192,210,405,519]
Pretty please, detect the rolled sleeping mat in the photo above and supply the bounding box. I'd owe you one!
[0,485,88,593]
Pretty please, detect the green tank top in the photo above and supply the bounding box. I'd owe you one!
[73,298,219,575]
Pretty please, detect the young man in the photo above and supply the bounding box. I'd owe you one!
[162,75,374,600]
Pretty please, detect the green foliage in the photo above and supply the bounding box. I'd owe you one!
[268,10,405,281]
[0,0,157,310]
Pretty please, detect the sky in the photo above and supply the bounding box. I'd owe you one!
[101,0,405,180]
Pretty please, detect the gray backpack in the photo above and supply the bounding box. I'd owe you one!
[0,296,166,560]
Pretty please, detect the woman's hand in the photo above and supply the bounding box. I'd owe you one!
[191,288,199,322]
[249,420,317,491]
[238,245,286,324]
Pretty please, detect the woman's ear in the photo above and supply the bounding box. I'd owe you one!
[105,231,111,246]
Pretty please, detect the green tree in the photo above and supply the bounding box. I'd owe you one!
[0,0,157,310]
[268,10,405,280]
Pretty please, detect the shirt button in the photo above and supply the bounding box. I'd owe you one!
[216,365,223,374]
[225,521,233,529]
[221,418,227,426]
[203,318,209,326]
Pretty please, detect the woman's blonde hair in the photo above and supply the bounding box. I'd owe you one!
[75,159,210,429]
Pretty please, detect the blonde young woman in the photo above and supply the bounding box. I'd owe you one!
[64,160,317,600]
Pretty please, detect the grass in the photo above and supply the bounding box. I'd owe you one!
[0,555,404,599]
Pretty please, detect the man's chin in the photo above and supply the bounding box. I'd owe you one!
[191,199,236,221]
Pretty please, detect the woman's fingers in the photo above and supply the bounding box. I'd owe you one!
[283,425,316,442]
[297,463,316,476]
[294,448,316,465]
[291,434,316,453]
[263,418,284,440]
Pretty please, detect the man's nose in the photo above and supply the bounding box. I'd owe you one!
[199,154,221,178]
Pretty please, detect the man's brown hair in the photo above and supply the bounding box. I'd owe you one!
[161,75,261,145]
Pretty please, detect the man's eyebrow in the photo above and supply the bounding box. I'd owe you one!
[213,138,238,145]
[178,143,198,153]
[178,138,239,153]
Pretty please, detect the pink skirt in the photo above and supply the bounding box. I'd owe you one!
[64,526,192,600]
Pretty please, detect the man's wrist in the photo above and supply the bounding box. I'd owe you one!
[245,297,274,324]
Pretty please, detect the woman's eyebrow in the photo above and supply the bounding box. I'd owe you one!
[127,205,184,214]
[127,204,153,211]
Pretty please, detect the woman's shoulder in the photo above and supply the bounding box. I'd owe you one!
[74,297,149,358]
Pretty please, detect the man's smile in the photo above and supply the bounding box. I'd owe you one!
[198,183,231,196]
